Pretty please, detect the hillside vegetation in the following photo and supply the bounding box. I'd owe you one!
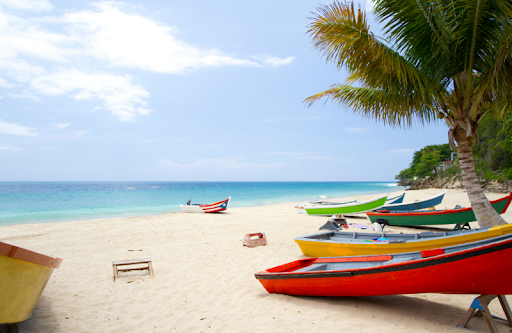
[396,113,512,190]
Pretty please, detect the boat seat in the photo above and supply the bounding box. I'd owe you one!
[384,256,415,264]
[418,232,439,237]
[295,264,328,272]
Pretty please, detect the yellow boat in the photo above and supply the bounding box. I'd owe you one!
[295,224,512,257]
[0,241,62,325]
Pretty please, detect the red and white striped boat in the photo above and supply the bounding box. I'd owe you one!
[180,197,231,213]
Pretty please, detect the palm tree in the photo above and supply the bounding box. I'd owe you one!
[305,0,512,228]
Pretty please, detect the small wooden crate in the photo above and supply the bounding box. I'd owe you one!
[112,258,154,282]
[243,233,267,248]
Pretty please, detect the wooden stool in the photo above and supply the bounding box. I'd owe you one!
[457,294,512,332]
[112,258,154,282]
[243,233,267,248]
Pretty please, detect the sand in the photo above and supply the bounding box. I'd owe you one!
[2,189,512,333]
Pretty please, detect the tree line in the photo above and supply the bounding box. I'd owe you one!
[395,113,512,183]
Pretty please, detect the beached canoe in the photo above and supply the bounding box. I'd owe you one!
[0,241,62,325]
[377,190,446,211]
[255,233,512,297]
[180,197,231,213]
[295,194,388,215]
[295,223,512,257]
[366,192,512,227]
[311,193,404,206]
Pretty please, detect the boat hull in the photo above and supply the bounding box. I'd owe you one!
[256,236,512,297]
[0,242,62,324]
[301,195,388,215]
[180,197,231,213]
[367,193,512,226]
[378,190,446,211]
[295,224,512,257]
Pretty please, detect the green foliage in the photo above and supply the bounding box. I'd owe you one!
[472,112,512,180]
[395,167,413,181]
[506,168,512,180]
[395,143,452,180]
[444,159,461,179]
[415,150,442,178]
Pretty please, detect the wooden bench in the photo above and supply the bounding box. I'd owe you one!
[112,258,154,282]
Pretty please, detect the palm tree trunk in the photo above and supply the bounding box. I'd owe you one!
[458,140,507,227]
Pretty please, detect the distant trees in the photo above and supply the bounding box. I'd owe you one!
[395,144,451,182]
[473,112,512,181]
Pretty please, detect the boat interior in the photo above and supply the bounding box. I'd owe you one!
[291,234,512,273]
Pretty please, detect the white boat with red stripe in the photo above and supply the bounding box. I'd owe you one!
[180,197,231,213]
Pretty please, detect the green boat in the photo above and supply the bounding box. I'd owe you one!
[366,193,512,227]
[295,193,388,215]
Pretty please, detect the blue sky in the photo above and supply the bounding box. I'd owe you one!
[0,0,449,181]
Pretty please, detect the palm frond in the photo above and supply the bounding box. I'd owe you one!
[304,85,437,128]
[307,1,436,100]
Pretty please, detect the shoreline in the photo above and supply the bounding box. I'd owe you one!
[2,188,512,333]
[0,183,405,227]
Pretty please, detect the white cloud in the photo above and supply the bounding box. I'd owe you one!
[344,127,368,134]
[0,11,73,64]
[0,77,14,87]
[54,2,260,73]
[157,157,285,170]
[0,0,52,12]
[31,69,151,122]
[252,54,294,67]
[6,91,40,101]
[0,1,288,123]
[51,122,70,130]
[387,148,416,154]
[0,119,38,136]
[0,143,19,150]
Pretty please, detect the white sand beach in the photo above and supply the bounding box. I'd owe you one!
[2,189,512,333]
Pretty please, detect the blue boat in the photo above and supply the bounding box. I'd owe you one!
[377,190,446,211]
[386,193,405,204]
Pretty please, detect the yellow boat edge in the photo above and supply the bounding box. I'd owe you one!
[295,224,512,257]
[0,241,63,325]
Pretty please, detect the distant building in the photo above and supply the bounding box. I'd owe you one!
[437,151,458,173]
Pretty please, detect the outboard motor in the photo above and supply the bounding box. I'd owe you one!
[186,198,191,205]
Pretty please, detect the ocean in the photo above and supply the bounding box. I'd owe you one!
[0,181,404,226]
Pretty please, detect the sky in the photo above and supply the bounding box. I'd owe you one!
[0,0,450,181]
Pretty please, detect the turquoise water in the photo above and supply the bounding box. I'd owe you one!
[0,181,403,226]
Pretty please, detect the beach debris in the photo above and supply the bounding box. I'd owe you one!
[243,233,267,248]
[320,214,349,231]
[112,258,154,282]
[348,223,373,230]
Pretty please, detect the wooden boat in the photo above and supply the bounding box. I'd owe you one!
[295,223,512,257]
[377,190,446,211]
[295,194,388,215]
[0,241,62,325]
[255,234,512,297]
[311,193,404,206]
[367,192,512,227]
[180,197,231,213]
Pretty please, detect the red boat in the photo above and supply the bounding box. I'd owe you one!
[255,234,512,297]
